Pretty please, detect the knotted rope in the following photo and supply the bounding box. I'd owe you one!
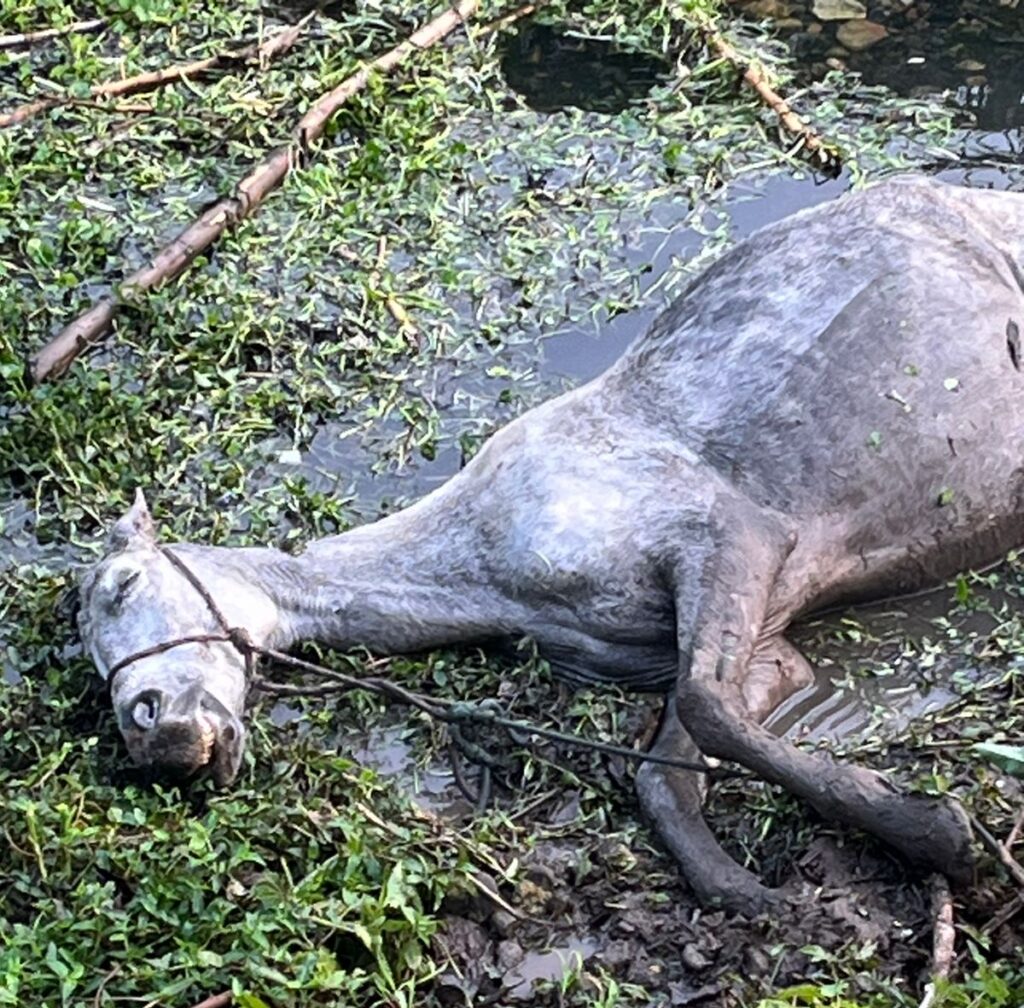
[106,547,727,803]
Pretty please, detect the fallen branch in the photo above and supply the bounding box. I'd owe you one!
[476,3,538,38]
[188,994,231,1008]
[699,24,840,173]
[1,17,311,129]
[29,1,478,384]
[918,875,955,1008]
[0,18,105,49]
[971,813,1024,890]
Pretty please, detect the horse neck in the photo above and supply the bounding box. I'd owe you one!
[172,494,514,654]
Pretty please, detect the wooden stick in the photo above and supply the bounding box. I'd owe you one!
[0,18,105,49]
[701,27,840,172]
[918,875,955,1008]
[187,994,232,1008]
[476,3,538,38]
[972,812,1024,890]
[0,18,311,129]
[29,1,477,384]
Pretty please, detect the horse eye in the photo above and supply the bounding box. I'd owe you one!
[113,570,141,606]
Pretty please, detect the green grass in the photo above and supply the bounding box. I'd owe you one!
[1,0,1021,1003]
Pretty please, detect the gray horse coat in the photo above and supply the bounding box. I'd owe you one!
[80,177,1024,909]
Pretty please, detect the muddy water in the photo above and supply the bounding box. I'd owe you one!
[771,585,1002,743]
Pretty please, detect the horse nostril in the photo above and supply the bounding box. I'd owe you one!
[130,690,161,730]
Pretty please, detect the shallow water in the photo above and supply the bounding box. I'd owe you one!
[771,584,1006,743]
[498,23,671,115]
[505,935,601,999]
[786,0,1024,133]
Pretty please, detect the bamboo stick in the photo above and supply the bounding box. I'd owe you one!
[0,18,105,49]
[1,18,311,129]
[29,2,477,383]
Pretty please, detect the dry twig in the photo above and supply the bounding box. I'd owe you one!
[0,18,105,49]
[971,812,1024,889]
[983,890,1024,936]
[476,3,538,38]
[700,25,840,173]
[188,994,232,1008]
[1,17,311,129]
[918,875,955,1008]
[1003,805,1024,854]
[92,965,121,1008]
[29,0,478,383]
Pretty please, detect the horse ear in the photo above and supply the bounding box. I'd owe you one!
[107,489,158,552]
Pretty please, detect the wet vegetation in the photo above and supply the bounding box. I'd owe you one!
[1,0,1023,1004]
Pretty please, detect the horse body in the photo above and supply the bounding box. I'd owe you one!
[80,177,1024,909]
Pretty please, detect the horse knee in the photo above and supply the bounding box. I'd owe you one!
[675,680,739,759]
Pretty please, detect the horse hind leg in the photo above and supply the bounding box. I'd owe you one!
[635,702,775,913]
[744,635,815,724]
[672,514,973,891]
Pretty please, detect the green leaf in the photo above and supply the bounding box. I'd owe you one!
[955,574,972,605]
[972,742,1024,777]
[236,995,272,1008]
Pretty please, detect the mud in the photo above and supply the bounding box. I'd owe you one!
[432,830,940,1004]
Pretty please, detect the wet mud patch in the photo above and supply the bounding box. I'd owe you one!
[430,824,938,1004]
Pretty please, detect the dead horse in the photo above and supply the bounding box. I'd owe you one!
[79,176,1024,910]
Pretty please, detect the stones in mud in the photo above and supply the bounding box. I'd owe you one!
[742,0,796,16]
[681,943,713,971]
[836,18,889,49]
[812,0,866,20]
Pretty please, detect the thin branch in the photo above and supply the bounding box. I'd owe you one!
[476,3,538,38]
[0,18,105,49]
[918,875,955,1008]
[1003,805,1024,855]
[971,813,1024,890]
[983,890,1024,936]
[29,1,478,384]
[92,965,121,1008]
[699,24,840,174]
[463,869,575,929]
[187,995,232,1008]
[1,17,312,129]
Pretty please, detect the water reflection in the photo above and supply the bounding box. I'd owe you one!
[498,22,671,115]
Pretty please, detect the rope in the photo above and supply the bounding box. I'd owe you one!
[105,546,723,779]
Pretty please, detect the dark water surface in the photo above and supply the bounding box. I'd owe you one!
[784,0,1024,132]
[498,22,672,115]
